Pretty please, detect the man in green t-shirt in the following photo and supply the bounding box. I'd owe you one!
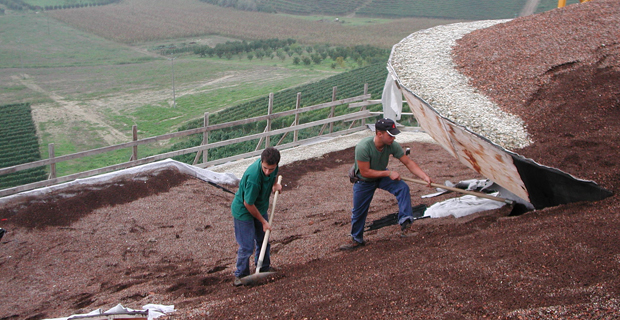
[231,147,282,286]
[340,118,433,251]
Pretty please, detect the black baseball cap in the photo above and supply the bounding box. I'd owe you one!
[375,118,400,137]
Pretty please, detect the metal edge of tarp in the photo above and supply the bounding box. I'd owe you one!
[386,50,613,209]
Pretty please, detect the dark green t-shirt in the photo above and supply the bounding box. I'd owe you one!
[354,136,405,181]
[231,159,278,221]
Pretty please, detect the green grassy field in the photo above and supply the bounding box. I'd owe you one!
[0,13,152,69]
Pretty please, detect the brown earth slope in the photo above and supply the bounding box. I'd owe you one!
[1,0,619,319]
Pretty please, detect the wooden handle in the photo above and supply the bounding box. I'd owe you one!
[257,175,283,272]
[401,177,514,205]
[268,175,283,224]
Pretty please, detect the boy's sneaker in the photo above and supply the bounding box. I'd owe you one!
[338,239,366,251]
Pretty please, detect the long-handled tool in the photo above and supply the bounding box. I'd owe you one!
[240,175,283,285]
[401,177,514,205]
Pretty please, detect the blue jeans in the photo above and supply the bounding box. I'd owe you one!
[351,176,413,243]
[233,215,270,277]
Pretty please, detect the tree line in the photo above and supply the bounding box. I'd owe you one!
[160,38,389,69]
[0,0,120,11]
[198,0,277,13]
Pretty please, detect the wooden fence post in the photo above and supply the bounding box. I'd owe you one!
[203,112,209,164]
[294,92,301,142]
[330,86,337,133]
[319,86,337,135]
[131,125,138,161]
[349,84,369,130]
[362,83,368,127]
[193,112,209,165]
[265,92,273,148]
[48,143,56,179]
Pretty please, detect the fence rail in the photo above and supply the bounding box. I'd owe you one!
[0,87,378,198]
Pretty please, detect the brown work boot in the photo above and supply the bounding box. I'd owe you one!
[338,238,366,251]
[233,276,243,287]
[400,219,412,232]
[400,219,414,237]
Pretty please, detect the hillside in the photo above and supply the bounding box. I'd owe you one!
[46,0,462,48]
[0,1,619,319]
[200,0,583,19]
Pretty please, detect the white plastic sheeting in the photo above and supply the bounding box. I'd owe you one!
[381,72,403,121]
[0,159,239,208]
[424,193,506,219]
[44,303,174,320]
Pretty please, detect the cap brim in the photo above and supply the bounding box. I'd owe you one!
[387,128,400,137]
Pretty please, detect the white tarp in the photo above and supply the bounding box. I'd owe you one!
[0,159,239,208]
[381,72,403,121]
[425,193,506,218]
[44,303,174,320]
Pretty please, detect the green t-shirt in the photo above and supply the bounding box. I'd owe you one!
[354,136,405,181]
[231,159,278,221]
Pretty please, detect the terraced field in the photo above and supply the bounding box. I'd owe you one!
[0,103,47,188]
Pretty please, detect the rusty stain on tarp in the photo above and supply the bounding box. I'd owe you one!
[394,70,612,209]
[400,89,530,202]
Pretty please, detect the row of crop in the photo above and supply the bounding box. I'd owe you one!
[0,103,47,189]
[355,0,527,19]
[0,0,119,11]
[160,38,296,57]
[168,61,416,164]
[196,0,568,19]
[42,1,120,11]
[0,127,36,139]
[0,141,40,158]
[0,120,37,132]
[199,0,366,15]
[1,147,42,167]
[0,167,48,188]
[0,130,38,143]
[266,0,366,15]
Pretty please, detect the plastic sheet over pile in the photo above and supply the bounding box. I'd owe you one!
[366,179,518,229]
[424,193,506,218]
[44,303,174,320]
[422,179,516,218]
[0,159,239,208]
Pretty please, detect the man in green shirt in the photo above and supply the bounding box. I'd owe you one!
[341,118,432,250]
[231,147,282,286]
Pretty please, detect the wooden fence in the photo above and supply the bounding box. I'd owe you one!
[0,86,380,198]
